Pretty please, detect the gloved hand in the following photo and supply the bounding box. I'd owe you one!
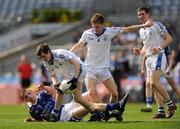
[67,77,78,91]
[53,83,63,94]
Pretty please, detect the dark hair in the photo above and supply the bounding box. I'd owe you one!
[91,13,105,24]
[137,5,151,14]
[36,43,51,56]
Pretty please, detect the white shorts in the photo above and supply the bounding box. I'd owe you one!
[86,67,112,81]
[146,52,167,79]
[59,101,80,122]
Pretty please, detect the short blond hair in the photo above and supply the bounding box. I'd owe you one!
[91,13,105,24]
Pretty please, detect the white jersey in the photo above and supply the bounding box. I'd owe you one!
[43,49,86,81]
[139,21,168,56]
[79,27,124,68]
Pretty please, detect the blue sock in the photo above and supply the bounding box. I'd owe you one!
[146,97,152,108]
[106,103,119,111]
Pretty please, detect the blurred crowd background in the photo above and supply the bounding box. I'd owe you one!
[0,0,180,104]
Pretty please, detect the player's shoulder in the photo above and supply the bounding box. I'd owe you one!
[83,28,93,35]
[153,21,165,28]
[52,49,68,56]
[106,26,117,31]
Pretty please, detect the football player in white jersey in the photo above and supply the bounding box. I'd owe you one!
[140,47,180,115]
[36,43,96,118]
[70,13,153,103]
[133,5,176,118]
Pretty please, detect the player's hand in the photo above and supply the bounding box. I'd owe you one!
[132,47,141,56]
[67,77,78,90]
[165,68,171,76]
[24,117,43,122]
[37,84,44,91]
[143,19,153,27]
[150,47,161,55]
[141,67,145,74]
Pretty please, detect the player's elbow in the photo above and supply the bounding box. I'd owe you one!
[169,36,173,43]
[167,34,173,44]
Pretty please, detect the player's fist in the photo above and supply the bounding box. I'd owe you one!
[132,47,141,56]
[150,47,160,55]
[38,84,44,90]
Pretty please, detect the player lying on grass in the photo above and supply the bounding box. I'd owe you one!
[22,85,129,122]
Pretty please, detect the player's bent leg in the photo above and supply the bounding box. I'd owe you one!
[150,71,171,102]
[89,94,129,122]
[85,78,103,103]
[73,83,95,112]
[151,71,177,118]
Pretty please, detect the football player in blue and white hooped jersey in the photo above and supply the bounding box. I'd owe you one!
[70,13,153,103]
[133,5,176,118]
[36,43,95,119]
[22,86,129,122]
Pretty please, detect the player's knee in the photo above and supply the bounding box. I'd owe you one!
[88,90,97,97]
[146,82,152,88]
[150,81,157,87]
[74,95,82,103]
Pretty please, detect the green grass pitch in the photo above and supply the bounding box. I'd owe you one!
[0,103,179,129]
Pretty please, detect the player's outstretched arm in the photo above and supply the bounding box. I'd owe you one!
[123,19,153,32]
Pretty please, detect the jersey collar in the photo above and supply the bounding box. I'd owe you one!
[94,27,106,37]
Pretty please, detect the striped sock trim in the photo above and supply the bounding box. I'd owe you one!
[158,107,165,114]
[166,100,173,107]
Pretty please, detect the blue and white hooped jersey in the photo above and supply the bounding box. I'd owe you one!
[79,27,124,68]
[139,21,168,56]
[28,90,55,120]
[43,49,85,81]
